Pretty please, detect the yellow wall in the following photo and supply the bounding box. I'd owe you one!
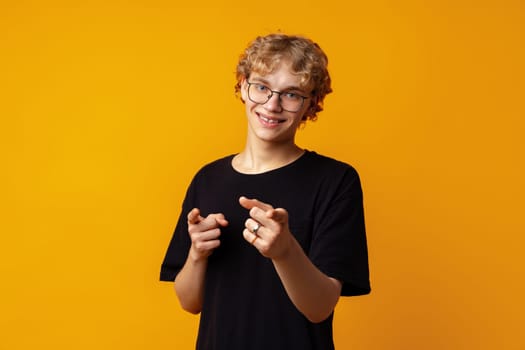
[1,0,523,349]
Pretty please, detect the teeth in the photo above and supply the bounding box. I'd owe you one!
[260,115,279,124]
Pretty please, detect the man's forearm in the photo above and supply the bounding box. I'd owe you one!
[174,253,208,314]
[272,237,342,323]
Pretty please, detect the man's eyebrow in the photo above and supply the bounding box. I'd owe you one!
[250,77,270,85]
[250,77,306,93]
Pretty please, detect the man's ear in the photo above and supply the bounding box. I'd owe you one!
[239,77,248,103]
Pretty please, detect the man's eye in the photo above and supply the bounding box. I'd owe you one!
[255,84,268,92]
[284,92,300,100]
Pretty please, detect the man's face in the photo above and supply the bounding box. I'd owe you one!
[240,60,312,144]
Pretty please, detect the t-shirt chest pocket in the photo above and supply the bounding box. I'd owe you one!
[288,218,314,253]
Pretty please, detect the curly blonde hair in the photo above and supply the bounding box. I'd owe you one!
[235,33,332,122]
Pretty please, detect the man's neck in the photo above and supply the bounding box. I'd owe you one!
[232,141,304,174]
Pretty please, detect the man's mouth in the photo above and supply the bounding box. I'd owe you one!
[257,113,285,125]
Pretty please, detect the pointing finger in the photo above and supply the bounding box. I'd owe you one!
[209,213,229,227]
[239,196,274,212]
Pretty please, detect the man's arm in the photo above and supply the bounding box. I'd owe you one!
[271,238,342,323]
[174,208,228,314]
[239,197,342,323]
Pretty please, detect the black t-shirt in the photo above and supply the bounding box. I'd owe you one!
[160,150,370,350]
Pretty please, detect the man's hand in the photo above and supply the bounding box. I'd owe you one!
[239,196,293,260]
[187,208,228,261]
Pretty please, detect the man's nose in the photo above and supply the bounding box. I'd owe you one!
[263,92,283,112]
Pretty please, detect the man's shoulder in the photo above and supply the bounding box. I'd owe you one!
[194,154,236,176]
[303,150,359,176]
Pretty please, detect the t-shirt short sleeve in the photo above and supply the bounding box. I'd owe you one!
[159,179,196,282]
[308,166,371,296]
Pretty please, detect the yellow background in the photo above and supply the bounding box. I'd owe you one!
[1,0,523,349]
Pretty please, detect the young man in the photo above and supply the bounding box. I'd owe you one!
[160,33,370,350]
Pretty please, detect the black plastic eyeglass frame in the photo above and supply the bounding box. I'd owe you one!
[246,81,309,112]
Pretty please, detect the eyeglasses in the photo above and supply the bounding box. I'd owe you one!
[246,81,309,112]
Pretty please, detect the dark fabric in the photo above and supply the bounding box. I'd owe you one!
[160,150,370,350]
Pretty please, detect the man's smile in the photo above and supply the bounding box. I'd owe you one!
[256,112,286,126]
